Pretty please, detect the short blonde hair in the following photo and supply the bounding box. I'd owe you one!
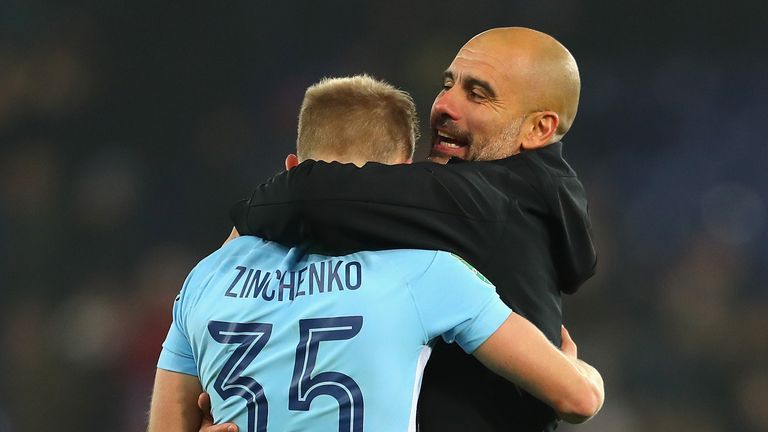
[297,75,418,163]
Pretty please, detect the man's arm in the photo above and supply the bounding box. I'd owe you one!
[409,252,602,424]
[147,369,204,432]
[231,160,516,260]
[473,320,604,424]
[147,369,238,432]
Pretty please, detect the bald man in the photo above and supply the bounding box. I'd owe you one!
[430,27,580,162]
[228,27,597,432]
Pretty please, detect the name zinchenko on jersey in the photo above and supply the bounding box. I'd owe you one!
[224,259,363,301]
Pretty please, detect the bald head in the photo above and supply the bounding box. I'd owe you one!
[462,27,580,139]
[429,27,581,162]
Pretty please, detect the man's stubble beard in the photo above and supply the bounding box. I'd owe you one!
[471,115,525,161]
[427,115,525,164]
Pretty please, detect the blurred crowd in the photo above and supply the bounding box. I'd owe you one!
[1,1,766,431]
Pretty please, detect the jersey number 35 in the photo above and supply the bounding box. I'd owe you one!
[207,316,364,432]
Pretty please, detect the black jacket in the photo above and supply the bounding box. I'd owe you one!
[230,142,597,431]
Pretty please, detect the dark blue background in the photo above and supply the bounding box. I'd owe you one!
[0,1,766,431]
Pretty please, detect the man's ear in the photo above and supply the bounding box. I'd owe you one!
[284,153,300,170]
[520,111,559,151]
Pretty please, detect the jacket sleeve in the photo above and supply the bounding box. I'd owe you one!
[230,160,509,263]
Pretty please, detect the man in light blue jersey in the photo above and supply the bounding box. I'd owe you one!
[147,75,604,432]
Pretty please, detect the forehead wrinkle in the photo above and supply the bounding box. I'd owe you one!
[454,46,508,73]
[450,59,501,87]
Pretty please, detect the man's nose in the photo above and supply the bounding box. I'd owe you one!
[432,89,461,122]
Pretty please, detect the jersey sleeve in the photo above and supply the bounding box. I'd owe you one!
[408,252,512,353]
[157,270,198,376]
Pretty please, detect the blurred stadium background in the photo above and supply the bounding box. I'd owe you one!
[1,1,767,431]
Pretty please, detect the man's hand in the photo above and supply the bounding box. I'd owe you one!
[472,314,603,424]
[560,325,577,358]
[197,393,238,432]
[222,227,240,247]
[558,325,604,423]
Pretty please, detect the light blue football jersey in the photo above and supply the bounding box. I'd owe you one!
[158,236,511,432]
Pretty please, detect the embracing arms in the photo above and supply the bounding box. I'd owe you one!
[474,320,604,424]
[230,160,511,260]
[147,369,238,432]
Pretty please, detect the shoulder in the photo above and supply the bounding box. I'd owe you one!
[351,249,441,279]
[518,142,578,178]
[183,236,276,294]
[196,236,266,270]
[405,250,494,289]
[345,248,492,288]
[491,142,587,206]
[519,143,590,212]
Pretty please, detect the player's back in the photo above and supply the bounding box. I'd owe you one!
[161,236,509,432]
